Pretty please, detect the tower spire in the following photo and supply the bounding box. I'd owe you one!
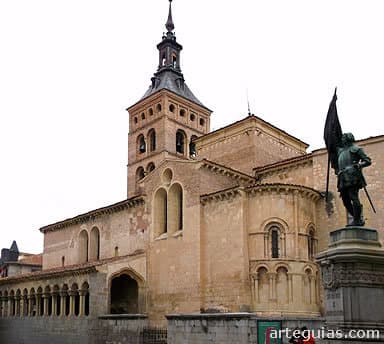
[165,0,175,33]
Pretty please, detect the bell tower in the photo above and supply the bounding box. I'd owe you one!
[126,0,212,197]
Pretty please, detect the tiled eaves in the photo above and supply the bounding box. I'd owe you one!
[39,196,145,233]
[0,250,145,287]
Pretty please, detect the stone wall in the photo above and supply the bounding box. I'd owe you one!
[0,315,148,344]
[167,313,326,344]
[196,116,308,176]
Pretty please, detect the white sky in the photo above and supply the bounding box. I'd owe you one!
[1,0,383,254]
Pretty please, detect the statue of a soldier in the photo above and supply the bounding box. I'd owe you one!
[336,133,371,226]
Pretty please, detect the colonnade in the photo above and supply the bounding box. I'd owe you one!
[0,282,89,318]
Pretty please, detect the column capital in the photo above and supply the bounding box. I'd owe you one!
[78,290,88,297]
[68,291,77,297]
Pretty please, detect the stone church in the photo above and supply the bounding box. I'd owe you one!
[1,1,383,342]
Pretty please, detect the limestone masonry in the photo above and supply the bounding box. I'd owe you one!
[1,2,383,343]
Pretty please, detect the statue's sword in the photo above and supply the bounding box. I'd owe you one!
[363,187,376,213]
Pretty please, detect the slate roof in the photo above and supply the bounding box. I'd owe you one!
[141,69,207,109]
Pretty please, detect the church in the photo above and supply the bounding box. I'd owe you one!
[1,1,383,342]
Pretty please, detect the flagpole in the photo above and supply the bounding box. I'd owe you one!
[325,154,331,202]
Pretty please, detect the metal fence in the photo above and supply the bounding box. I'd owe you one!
[141,327,167,344]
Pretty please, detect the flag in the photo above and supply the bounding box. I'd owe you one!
[324,88,343,172]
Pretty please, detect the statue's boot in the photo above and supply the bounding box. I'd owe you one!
[352,203,365,226]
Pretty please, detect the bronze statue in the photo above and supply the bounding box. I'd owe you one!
[324,89,375,227]
[336,133,371,226]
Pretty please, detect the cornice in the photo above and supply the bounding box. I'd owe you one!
[201,187,243,205]
[247,183,322,201]
[39,196,145,233]
[200,159,255,184]
[127,88,212,113]
[254,154,313,177]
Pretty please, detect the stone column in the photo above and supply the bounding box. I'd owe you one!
[264,233,269,258]
[43,293,49,316]
[8,297,14,316]
[20,296,26,316]
[1,297,7,317]
[60,292,66,316]
[268,273,277,300]
[52,292,58,316]
[253,274,259,304]
[293,190,299,259]
[68,291,76,316]
[309,275,316,305]
[28,296,34,316]
[15,296,20,316]
[36,294,42,316]
[287,273,293,303]
[79,290,86,316]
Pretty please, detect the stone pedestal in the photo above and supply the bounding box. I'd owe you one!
[317,227,384,343]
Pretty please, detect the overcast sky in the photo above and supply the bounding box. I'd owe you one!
[1,0,383,254]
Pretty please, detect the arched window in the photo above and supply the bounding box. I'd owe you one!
[90,227,100,261]
[176,130,186,154]
[36,287,43,316]
[168,183,183,234]
[79,230,89,263]
[81,282,90,316]
[53,285,60,316]
[156,103,162,112]
[257,267,269,303]
[189,135,198,157]
[271,227,279,258]
[29,288,36,316]
[44,286,52,316]
[22,288,29,316]
[71,284,80,317]
[137,135,146,154]
[136,167,145,181]
[264,222,286,259]
[148,129,156,152]
[169,104,175,113]
[147,162,155,173]
[276,267,288,304]
[15,289,21,316]
[154,188,167,237]
[308,229,316,260]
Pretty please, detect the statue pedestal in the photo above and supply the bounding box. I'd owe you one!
[317,227,384,343]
